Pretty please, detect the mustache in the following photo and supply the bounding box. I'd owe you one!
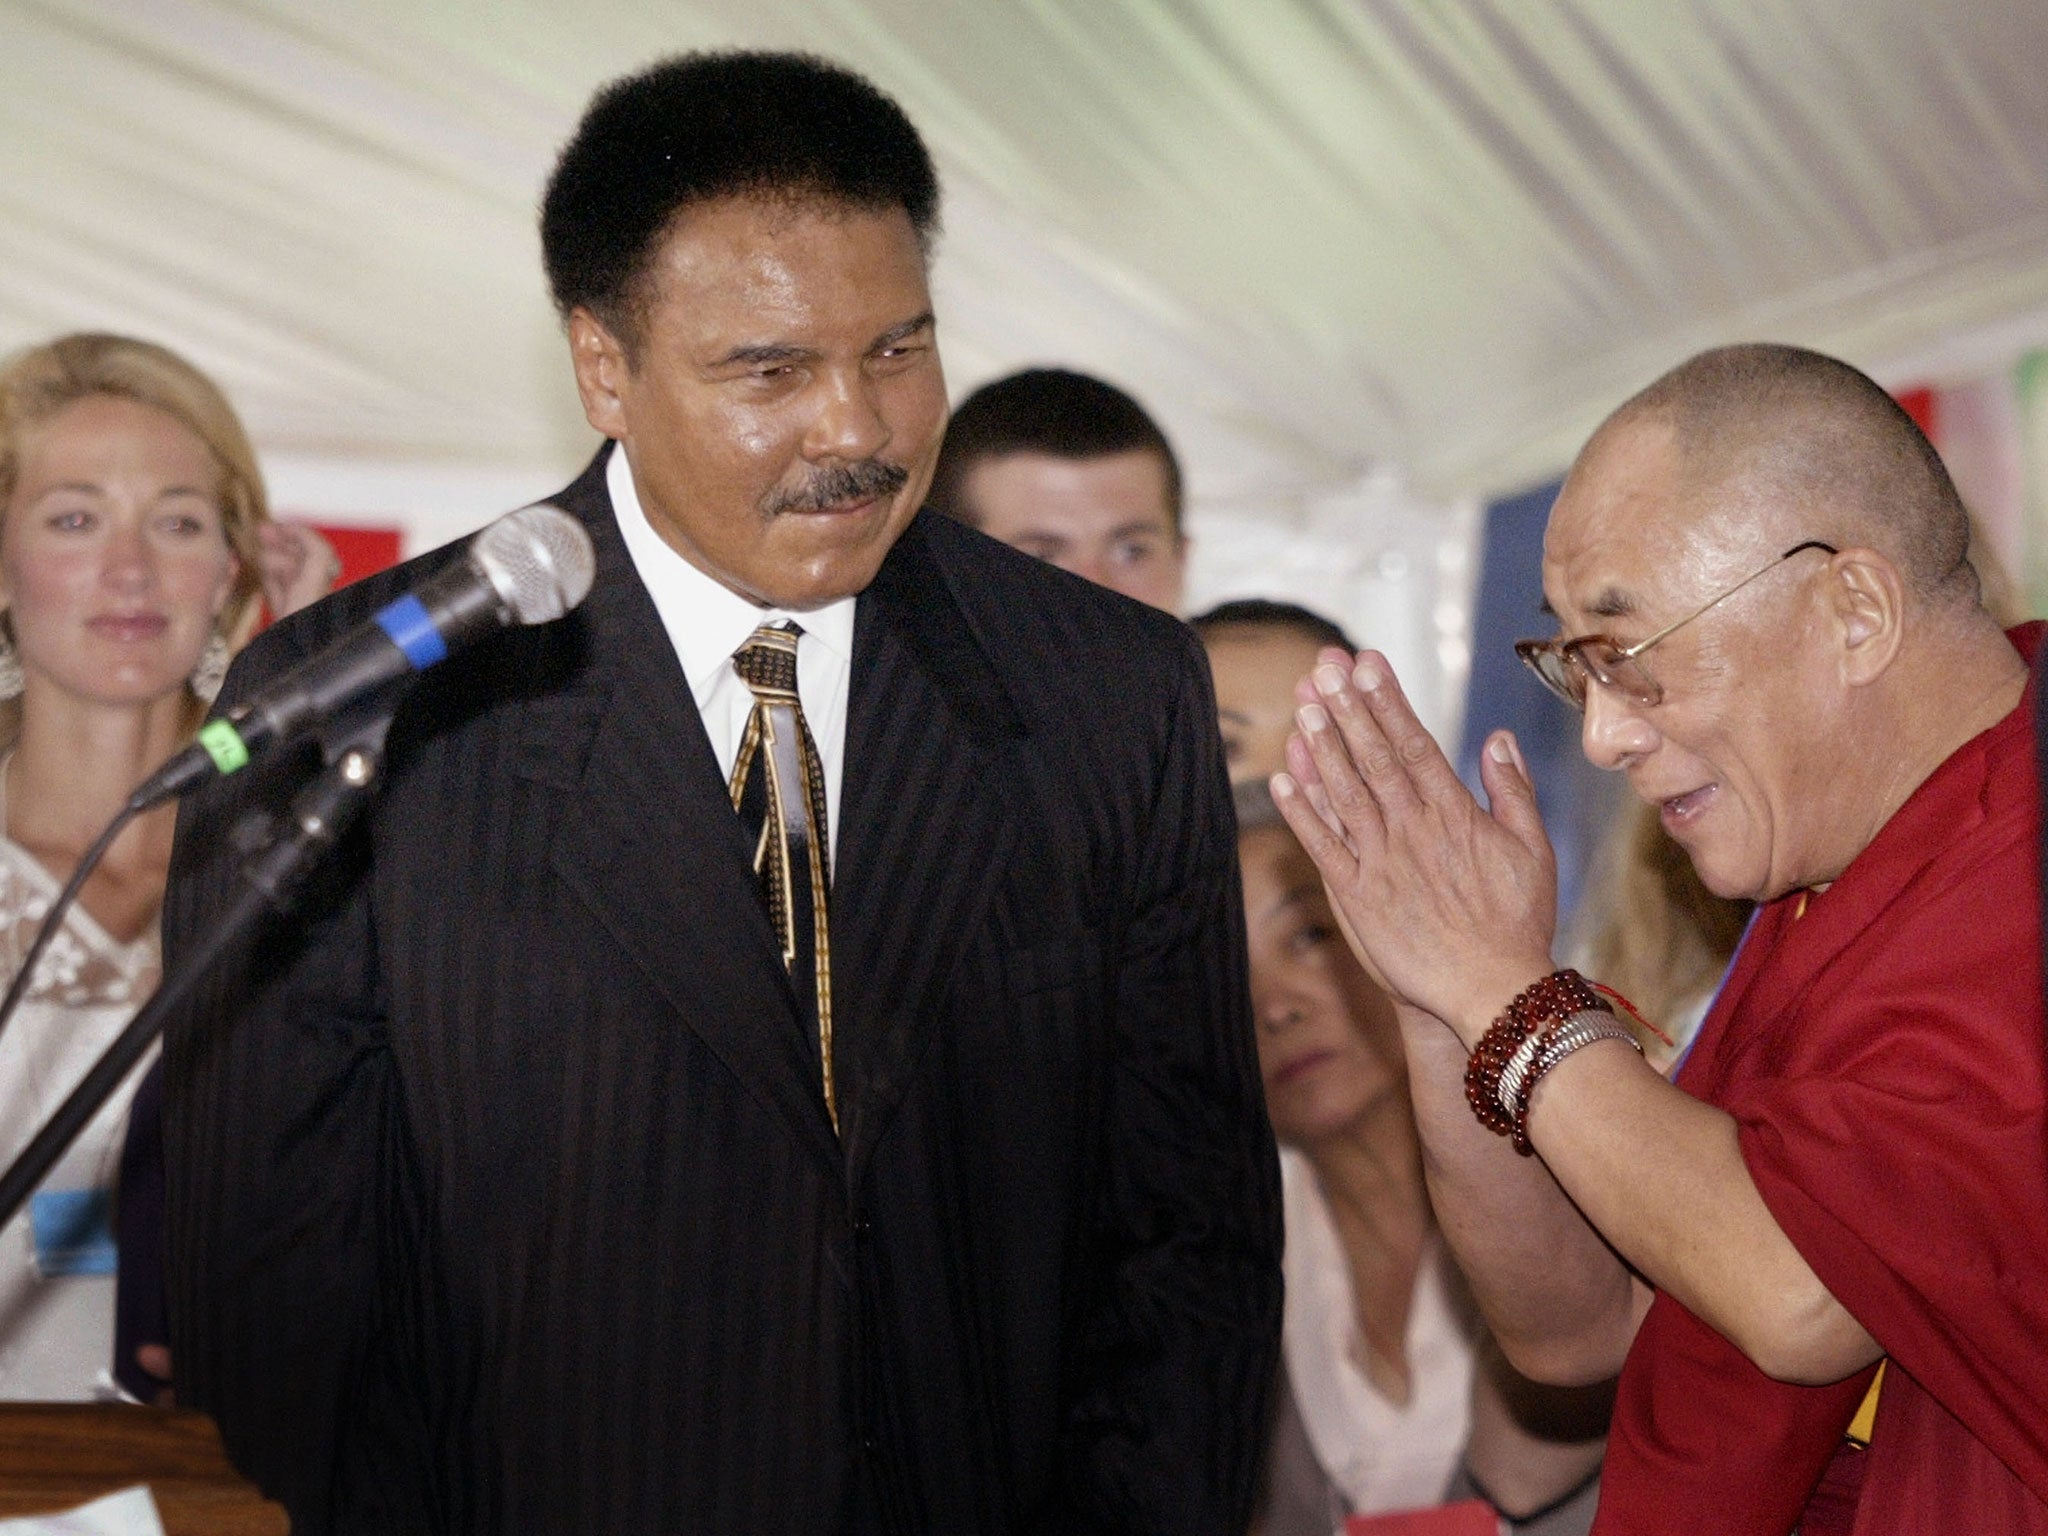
[762,459,909,515]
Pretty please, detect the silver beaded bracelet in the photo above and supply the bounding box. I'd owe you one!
[1509,1008,1644,1156]
[1527,1012,1641,1092]
[1496,1030,1548,1118]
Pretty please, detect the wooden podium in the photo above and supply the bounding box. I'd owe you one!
[0,1406,287,1533]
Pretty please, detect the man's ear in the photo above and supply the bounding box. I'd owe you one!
[567,308,631,441]
[1825,546,1905,686]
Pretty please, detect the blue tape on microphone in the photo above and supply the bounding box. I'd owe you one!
[375,593,449,669]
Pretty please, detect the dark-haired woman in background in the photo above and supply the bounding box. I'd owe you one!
[0,333,335,1399]
[1199,602,1610,1535]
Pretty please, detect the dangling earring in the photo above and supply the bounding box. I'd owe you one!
[190,631,231,704]
[0,613,20,703]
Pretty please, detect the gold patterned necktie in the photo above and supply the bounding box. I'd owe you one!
[729,622,836,1133]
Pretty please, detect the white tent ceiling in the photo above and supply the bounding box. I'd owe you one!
[5,0,2048,716]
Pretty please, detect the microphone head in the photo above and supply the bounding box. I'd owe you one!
[471,503,597,625]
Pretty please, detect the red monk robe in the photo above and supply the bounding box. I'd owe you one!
[1593,623,2048,1536]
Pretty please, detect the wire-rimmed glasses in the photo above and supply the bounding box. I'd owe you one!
[1514,541,1838,711]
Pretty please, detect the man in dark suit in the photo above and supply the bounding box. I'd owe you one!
[162,50,1280,1536]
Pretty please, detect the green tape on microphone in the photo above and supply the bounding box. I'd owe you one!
[198,718,252,776]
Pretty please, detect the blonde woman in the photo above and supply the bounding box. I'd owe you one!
[0,333,335,1399]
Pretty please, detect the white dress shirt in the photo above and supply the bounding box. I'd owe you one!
[607,448,853,860]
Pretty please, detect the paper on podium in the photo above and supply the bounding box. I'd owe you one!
[0,1488,163,1536]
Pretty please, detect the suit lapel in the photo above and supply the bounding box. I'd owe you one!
[532,450,842,1174]
[832,517,1025,1177]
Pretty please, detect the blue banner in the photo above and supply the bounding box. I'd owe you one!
[1456,479,1627,925]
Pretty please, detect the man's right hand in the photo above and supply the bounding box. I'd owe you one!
[1272,647,1561,1044]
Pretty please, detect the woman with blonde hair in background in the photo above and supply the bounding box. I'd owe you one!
[0,332,336,1400]
[1573,803,1750,1074]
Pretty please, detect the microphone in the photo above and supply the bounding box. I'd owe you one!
[130,503,597,811]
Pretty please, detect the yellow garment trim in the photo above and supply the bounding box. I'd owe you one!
[1846,1360,1886,1447]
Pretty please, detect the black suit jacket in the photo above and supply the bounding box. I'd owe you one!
[163,448,1281,1535]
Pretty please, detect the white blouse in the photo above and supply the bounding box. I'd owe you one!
[1279,1145,1479,1516]
[0,825,159,1399]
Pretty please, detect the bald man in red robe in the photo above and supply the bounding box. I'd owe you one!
[1273,343,2048,1534]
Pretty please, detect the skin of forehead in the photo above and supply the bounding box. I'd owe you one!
[961,448,1177,540]
[1544,413,1804,627]
[1206,622,1328,780]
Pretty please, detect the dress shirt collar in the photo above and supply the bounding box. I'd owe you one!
[606,445,856,691]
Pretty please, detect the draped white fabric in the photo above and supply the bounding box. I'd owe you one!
[5,0,2047,730]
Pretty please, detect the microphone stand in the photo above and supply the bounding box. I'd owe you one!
[0,698,398,1232]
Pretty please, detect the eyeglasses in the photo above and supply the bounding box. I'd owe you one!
[1514,540,1837,712]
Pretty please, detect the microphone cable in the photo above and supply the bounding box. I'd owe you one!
[0,802,140,1049]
